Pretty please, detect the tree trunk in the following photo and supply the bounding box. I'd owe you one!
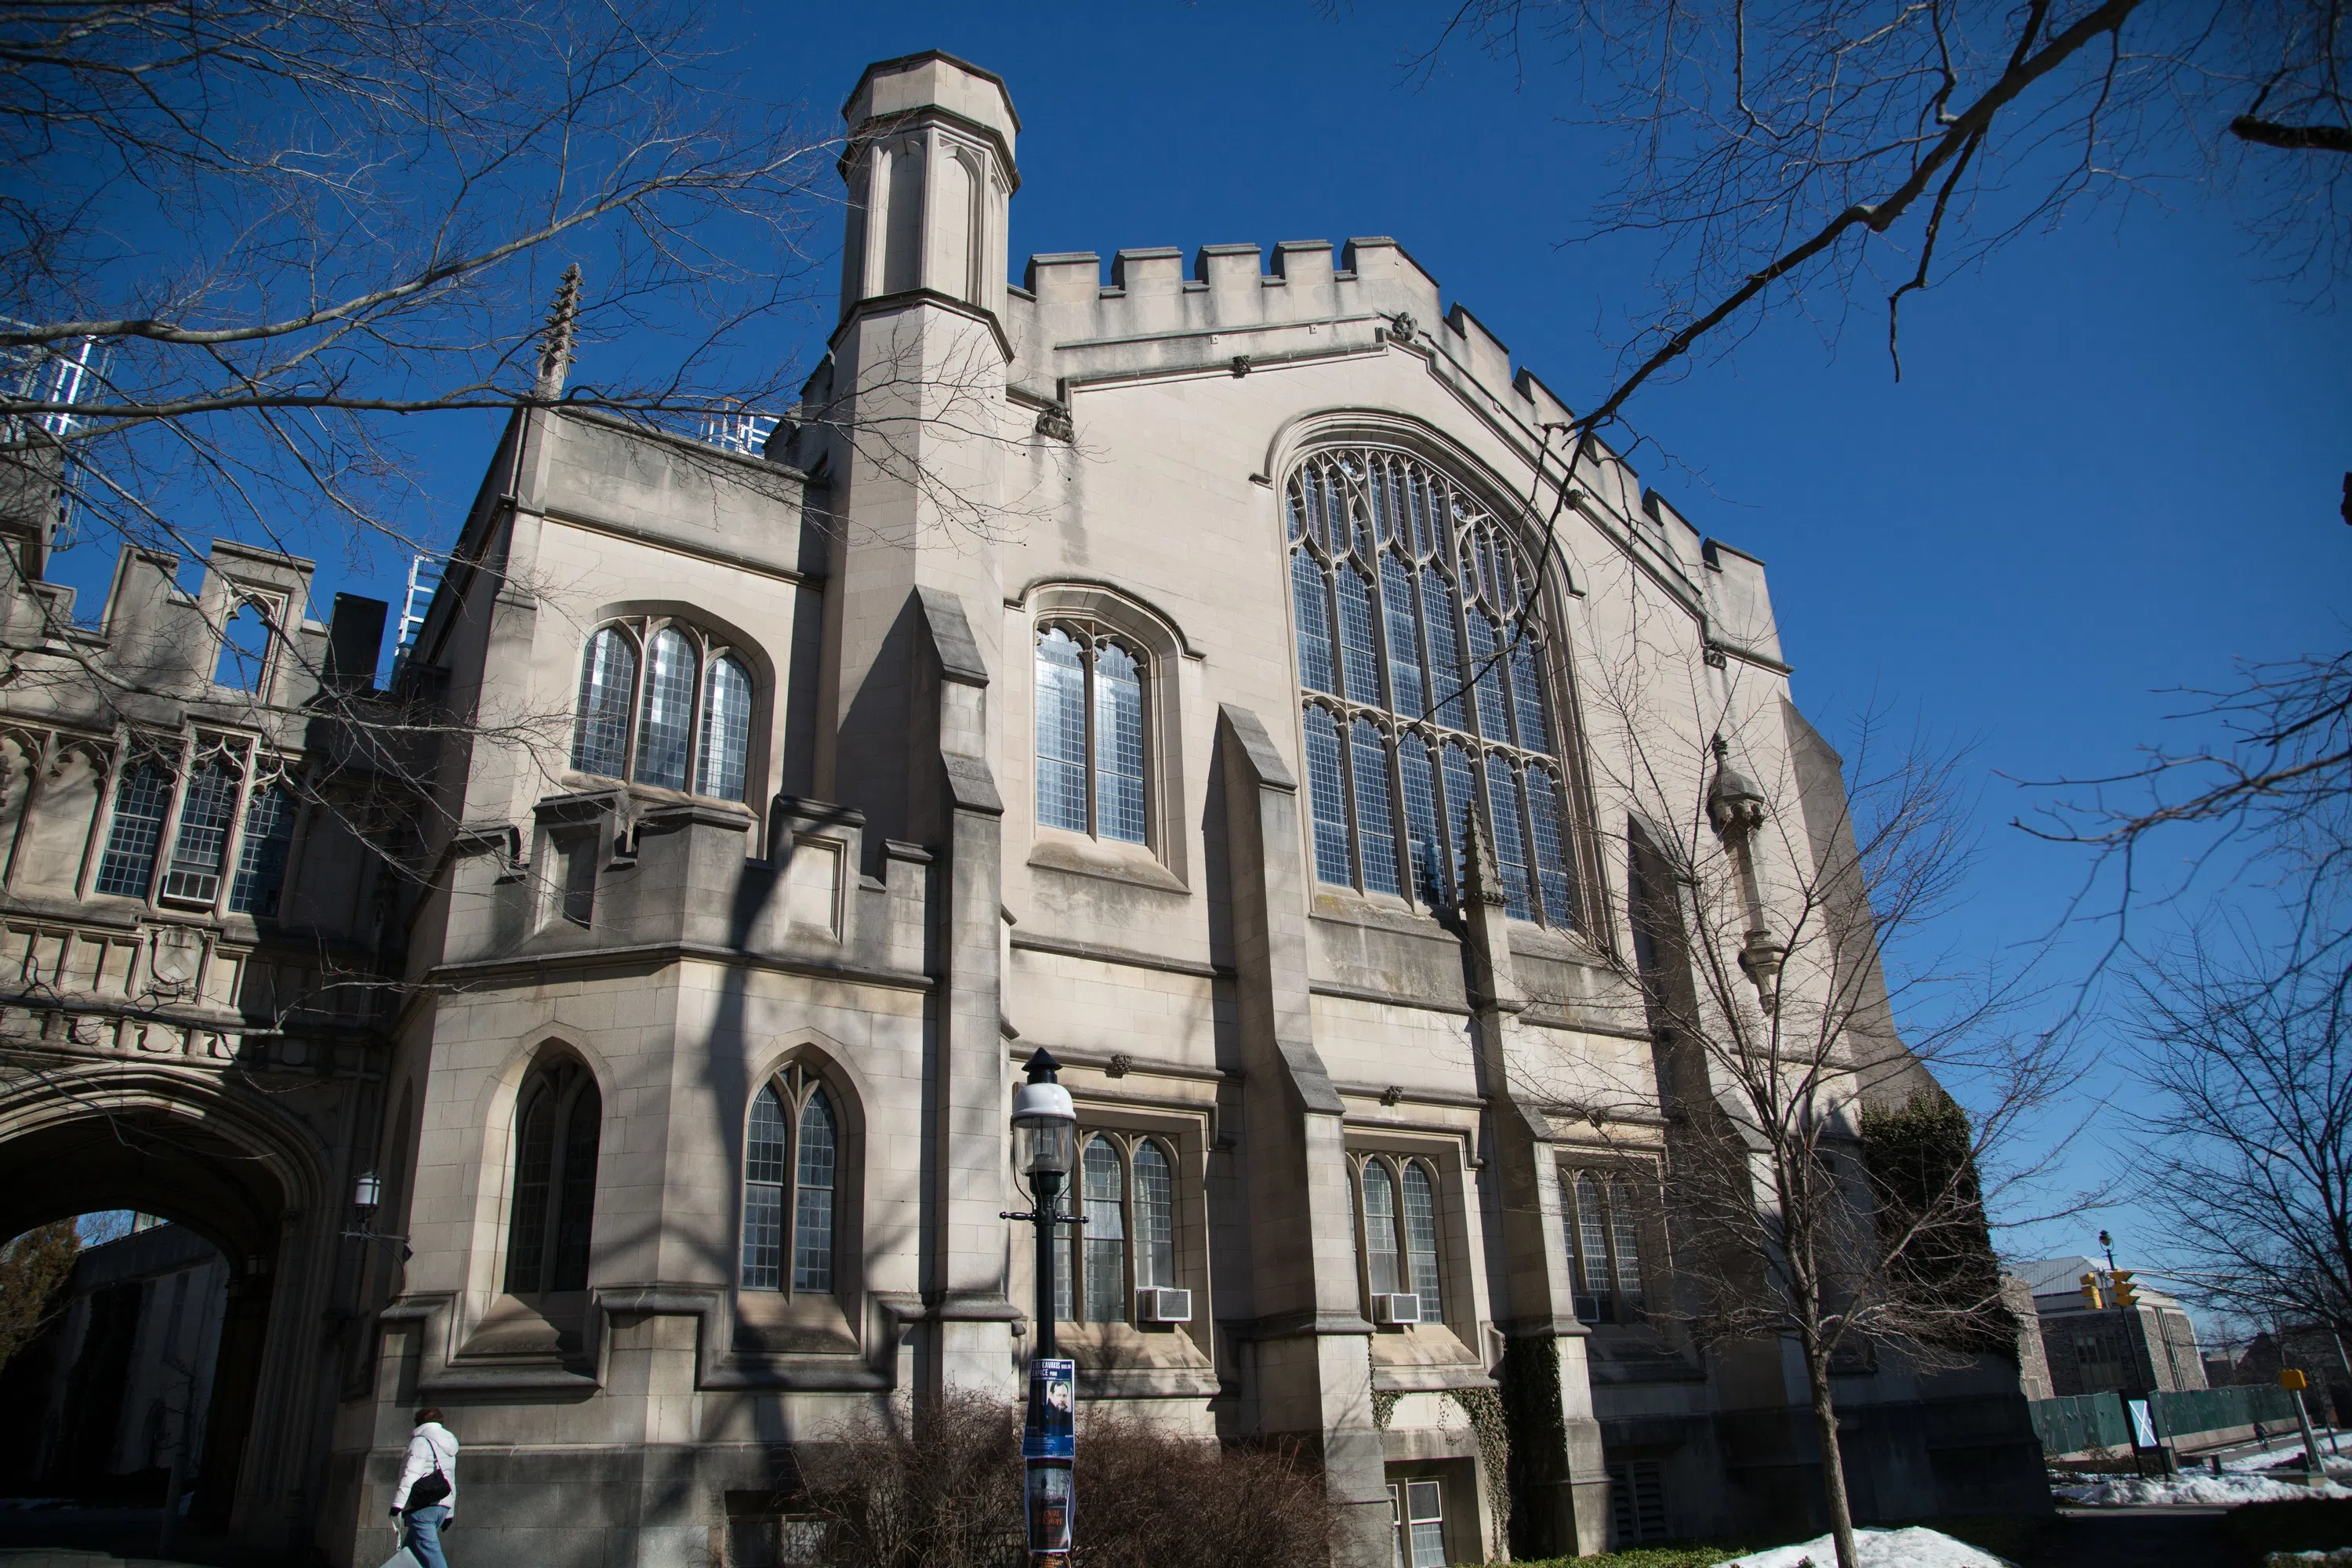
[1802,1334,1861,1568]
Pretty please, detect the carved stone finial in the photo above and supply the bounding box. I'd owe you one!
[533,263,584,402]
[1461,808,1508,909]
[1707,732,1767,838]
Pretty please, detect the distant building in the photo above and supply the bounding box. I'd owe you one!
[0,1221,229,1505]
[2235,1327,2352,1427]
[2016,1257,2206,1396]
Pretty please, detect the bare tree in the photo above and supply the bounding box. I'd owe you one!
[1524,626,2087,1567]
[0,0,840,576]
[1399,0,2347,444]
[2133,923,2352,1341]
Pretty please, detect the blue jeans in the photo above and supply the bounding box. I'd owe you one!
[404,1504,451,1568]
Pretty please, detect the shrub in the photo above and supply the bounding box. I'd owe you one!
[794,1391,1335,1568]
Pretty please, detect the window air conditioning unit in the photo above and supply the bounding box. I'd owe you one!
[1138,1287,1192,1324]
[1371,1292,1422,1326]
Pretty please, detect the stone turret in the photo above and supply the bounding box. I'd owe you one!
[838,52,1018,328]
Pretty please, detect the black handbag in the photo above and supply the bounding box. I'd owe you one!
[405,1465,451,1512]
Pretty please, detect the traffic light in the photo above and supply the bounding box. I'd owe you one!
[2111,1270,2140,1308]
[2080,1272,2106,1310]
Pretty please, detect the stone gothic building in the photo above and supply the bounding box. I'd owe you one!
[0,50,2042,1568]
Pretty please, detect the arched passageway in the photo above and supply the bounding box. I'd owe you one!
[0,1065,348,1551]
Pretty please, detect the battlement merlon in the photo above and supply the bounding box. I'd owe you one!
[1000,234,1777,635]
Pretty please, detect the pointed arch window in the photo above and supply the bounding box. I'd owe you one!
[1054,1130,1184,1327]
[1287,445,1583,927]
[1352,1153,1446,1324]
[1563,1167,1651,1325]
[506,1057,601,1295]
[740,1065,842,1296]
[569,618,758,802]
[1034,621,1149,846]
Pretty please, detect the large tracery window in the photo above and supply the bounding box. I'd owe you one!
[1034,622,1148,846]
[569,618,756,803]
[1287,446,1582,927]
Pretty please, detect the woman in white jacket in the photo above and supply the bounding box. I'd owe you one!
[389,1406,459,1568]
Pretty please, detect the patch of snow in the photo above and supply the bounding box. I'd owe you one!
[1719,1526,2016,1568]
[2054,1470,2352,1505]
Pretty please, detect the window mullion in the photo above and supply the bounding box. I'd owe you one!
[1082,638,1098,838]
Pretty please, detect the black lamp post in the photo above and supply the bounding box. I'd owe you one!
[1009,1050,1077,1564]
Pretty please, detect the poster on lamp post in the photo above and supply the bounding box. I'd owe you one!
[1025,1459,1073,1562]
[1023,1356,1076,1460]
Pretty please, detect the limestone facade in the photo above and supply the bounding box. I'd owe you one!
[0,49,2045,1568]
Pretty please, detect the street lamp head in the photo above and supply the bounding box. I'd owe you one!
[1012,1049,1075,1180]
[2100,1229,2113,1250]
[353,1170,382,1216]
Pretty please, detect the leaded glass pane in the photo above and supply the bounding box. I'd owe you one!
[572,627,635,777]
[1486,760,1534,920]
[1401,1163,1442,1323]
[1465,612,1512,742]
[96,760,172,898]
[163,759,238,903]
[1134,1140,1175,1290]
[1293,552,1336,695]
[1304,707,1352,886]
[1399,736,1445,905]
[552,1080,600,1290]
[795,1091,837,1292]
[1363,1161,1401,1296]
[229,785,296,916]
[1528,769,1577,928]
[1380,554,1426,721]
[505,1087,554,1294]
[1440,744,1479,895]
[1351,720,1400,896]
[695,655,753,801]
[1035,629,1088,832]
[1510,639,1552,752]
[1094,642,1146,844]
[742,1085,787,1290]
[1574,1173,1611,1323]
[1421,572,1469,730]
[1336,568,1381,706]
[1610,1179,1646,1314]
[634,627,696,789]
[1083,1136,1126,1323]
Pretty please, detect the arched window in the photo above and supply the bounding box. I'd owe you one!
[1033,622,1149,845]
[1081,1134,1127,1323]
[635,626,697,789]
[696,655,753,801]
[1356,1156,1444,1324]
[212,597,274,692]
[1563,1167,1650,1325]
[739,1065,841,1296]
[1400,1161,1443,1323]
[1054,1131,1183,1327]
[572,627,636,778]
[95,757,174,898]
[506,1057,601,1295]
[569,619,759,803]
[1287,446,1582,927]
[230,782,297,916]
[1362,1160,1401,1297]
[1133,1140,1175,1290]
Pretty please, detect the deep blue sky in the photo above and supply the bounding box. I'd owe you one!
[50,4,2350,1306]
